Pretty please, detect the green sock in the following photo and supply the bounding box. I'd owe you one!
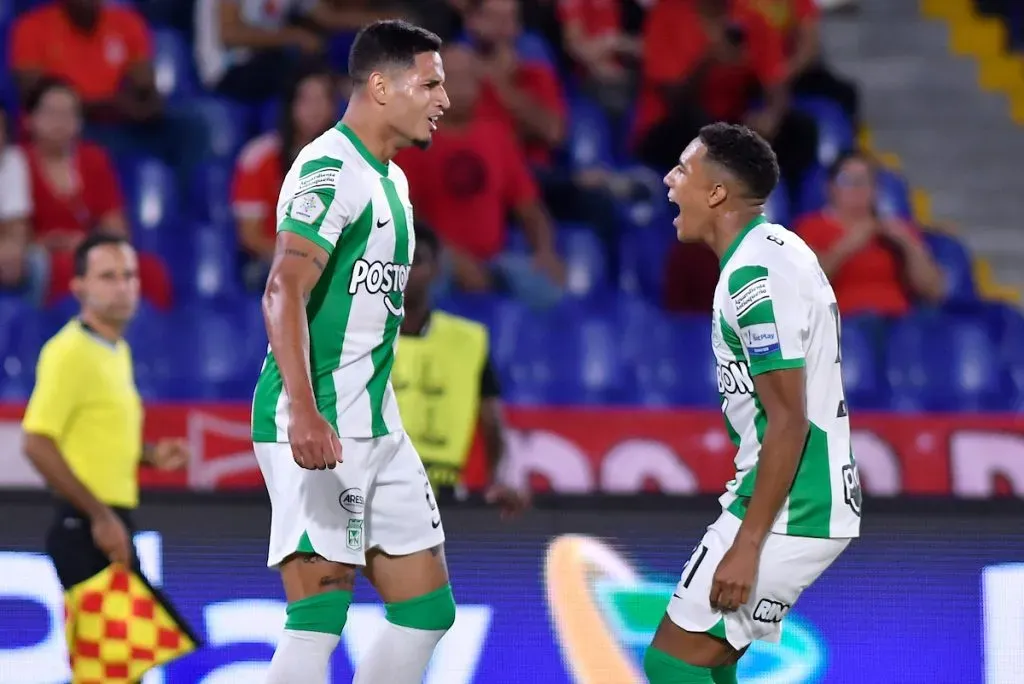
[711,664,738,684]
[643,646,715,683]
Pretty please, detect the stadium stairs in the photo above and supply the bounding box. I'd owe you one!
[820,0,1024,302]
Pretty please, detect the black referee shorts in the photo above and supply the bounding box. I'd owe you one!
[45,502,140,590]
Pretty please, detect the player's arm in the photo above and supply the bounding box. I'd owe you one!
[478,357,504,480]
[263,156,348,467]
[731,264,809,549]
[262,231,328,413]
[22,347,108,519]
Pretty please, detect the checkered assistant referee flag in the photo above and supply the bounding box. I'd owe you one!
[64,564,199,683]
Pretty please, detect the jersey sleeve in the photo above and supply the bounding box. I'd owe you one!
[277,155,354,255]
[22,342,83,440]
[727,264,807,376]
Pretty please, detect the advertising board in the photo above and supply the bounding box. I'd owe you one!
[0,404,1022,497]
[0,496,1020,683]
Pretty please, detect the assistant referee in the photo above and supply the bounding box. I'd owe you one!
[22,233,187,592]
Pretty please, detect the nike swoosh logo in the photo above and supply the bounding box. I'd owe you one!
[431,518,441,529]
[376,218,390,228]
[672,593,683,600]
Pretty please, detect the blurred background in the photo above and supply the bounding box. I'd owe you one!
[0,0,1023,682]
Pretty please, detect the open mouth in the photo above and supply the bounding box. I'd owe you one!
[428,114,441,131]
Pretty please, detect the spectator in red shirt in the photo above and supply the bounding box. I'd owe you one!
[742,0,859,125]
[11,0,206,184]
[396,44,565,308]
[463,0,567,167]
[634,0,817,207]
[795,151,945,317]
[0,103,48,304]
[232,63,340,291]
[22,79,172,309]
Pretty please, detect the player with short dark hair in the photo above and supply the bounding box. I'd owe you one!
[251,20,453,684]
[644,123,861,683]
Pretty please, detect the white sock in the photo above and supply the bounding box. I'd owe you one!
[352,622,447,684]
[264,629,341,684]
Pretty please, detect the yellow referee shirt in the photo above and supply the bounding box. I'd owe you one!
[22,319,144,508]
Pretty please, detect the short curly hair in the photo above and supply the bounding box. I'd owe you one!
[698,122,780,200]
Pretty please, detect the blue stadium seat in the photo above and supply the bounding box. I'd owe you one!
[619,225,674,303]
[795,97,854,167]
[764,178,791,227]
[566,94,615,170]
[630,314,718,408]
[840,316,886,409]
[257,98,282,133]
[886,313,1008,411]
[153,28,196,102]
[1000,309,1024,408]
[922,232,977,303]
[503,303,622,404]
[118,156,178,254]
[559,224,609,298]
[191,97,252,160]
[188,160,233,225]
[168,303,264,399]
[181,222,242,303]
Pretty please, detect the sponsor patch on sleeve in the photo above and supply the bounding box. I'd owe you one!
[730,276,770,317]
[288,192,327,225]
[741,322,781,356]
[296,167,341,194]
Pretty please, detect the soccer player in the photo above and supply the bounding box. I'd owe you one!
[644,123,862,684]
[250,20,453,684]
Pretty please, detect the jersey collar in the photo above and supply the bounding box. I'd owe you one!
[335,122,389,177]
[719,214,768,270]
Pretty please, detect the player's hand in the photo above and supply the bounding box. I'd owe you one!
[149,438,189,470]
[288,404,342,470]
[485,483,531,520]
[92,508,133,568]
[709,540,759,613]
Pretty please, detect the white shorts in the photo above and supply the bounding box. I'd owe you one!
[666,511,850,650]
[253,430,445,568]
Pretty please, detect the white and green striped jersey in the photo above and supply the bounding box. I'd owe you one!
[713,215,862,539]
[252,123,414,441]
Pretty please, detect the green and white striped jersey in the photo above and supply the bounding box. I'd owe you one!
[252,123,414,441]
[713,215,862,539]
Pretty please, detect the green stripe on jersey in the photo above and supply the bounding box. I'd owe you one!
[308,202,374,431]
[785,422,833,536]
[252,352,282,441]
[366,178,409,436]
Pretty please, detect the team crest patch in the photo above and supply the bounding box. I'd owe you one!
[346,519,364,551]
[290,193,326,225]
[731,277,770,317]
[742,323,780,356]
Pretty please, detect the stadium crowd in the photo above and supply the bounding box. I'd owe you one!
[0,0,1021,413]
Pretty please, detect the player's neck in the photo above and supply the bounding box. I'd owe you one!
[710,209,765,265]
[339,106,399,165]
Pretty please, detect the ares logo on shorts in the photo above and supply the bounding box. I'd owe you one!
[717,361,754,395]
[753,599,790,624]
[339,488,365,515]
[348,260,410,316]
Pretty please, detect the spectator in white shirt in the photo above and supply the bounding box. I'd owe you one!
[0,105,47,304]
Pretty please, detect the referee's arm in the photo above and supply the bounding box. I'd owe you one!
[22,344,108,519]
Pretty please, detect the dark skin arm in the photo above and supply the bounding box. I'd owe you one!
[262,231,341,469]
[710,367,808,612]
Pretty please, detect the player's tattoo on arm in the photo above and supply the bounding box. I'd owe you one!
[284,247,326,272]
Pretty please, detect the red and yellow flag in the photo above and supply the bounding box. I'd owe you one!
[64,564,200,684]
